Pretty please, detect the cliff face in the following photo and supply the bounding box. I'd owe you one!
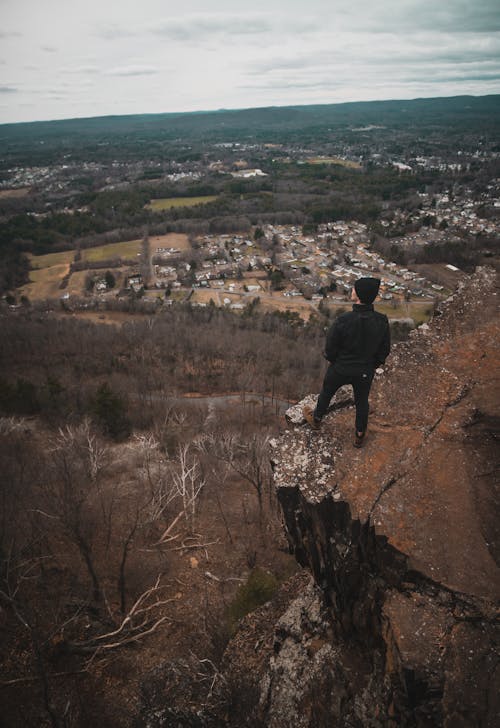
[222,268,500,727]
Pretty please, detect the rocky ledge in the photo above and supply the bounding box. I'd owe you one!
[140,269,499,727]
[266,267,499,727]
[224,268,499,727]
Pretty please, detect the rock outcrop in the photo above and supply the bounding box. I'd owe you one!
[224,268,500,727]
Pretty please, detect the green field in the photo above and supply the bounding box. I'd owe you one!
[82,239,142,262]
[146,195,218,211]
[29,250,75,270]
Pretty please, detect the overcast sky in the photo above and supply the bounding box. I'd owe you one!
[1,0,499,124]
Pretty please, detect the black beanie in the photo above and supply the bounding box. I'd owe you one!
[354,277,380,304]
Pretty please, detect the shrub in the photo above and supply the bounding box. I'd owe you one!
[90,382,131,440]
[227,568,278,634]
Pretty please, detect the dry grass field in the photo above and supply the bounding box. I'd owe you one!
[374,300,434,324]
[65,269,90,294]
[29,250,75,270]
[0,187,31,198]
[190,289,221,305]
[149,232,191,252]
[306,157,362,169]
[20,263,70,299]
[21,234,192,301]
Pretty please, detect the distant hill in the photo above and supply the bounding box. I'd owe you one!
[1,95,499,150]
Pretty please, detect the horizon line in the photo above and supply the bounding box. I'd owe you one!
[1,92,499,129]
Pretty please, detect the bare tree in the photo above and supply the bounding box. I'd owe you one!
[172,444,206,531]
[197,431,271,523]
[44,420,113,604]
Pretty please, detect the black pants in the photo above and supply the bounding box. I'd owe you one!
[314,366,374,433]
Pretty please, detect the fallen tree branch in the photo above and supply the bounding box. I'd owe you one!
[1,671,85,688]
[205,571,244,583]
[91,615,171,652]
[171,539,220,552]
[65,576,173,655]
[154,510,185,545]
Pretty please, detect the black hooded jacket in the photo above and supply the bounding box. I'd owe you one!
[325,303,391,376]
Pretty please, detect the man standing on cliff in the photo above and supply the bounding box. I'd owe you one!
[304,277,390,447]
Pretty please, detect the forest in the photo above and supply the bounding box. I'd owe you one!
[2,95,500,166]
[0,302,335,725]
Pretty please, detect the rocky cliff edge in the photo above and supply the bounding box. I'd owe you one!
[221,268,499,727]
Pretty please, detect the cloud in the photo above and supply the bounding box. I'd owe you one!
[253,29,500,70]
[150,12,318,42]
[400,67,500,84]
[0,86,19,94]
[96,24,136,40]
[0,31,22,39]
[240,79,342,91]
[62,66,100,76]
[325,0,500,34]
[41,45,57,53]
[152,15,270,41]
[105,65,159,77]
[411,1,500,34]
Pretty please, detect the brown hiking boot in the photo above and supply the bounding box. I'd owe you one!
[303,405,321,430]
[354,430,366,448]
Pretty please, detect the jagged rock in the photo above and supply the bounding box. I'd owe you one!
[259,579,391,728]
[223,268,500,727]
[285,387,353,425]
[137,657,221,727]
[259,580,341,728]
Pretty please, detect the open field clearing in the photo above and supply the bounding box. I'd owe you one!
[306,157,362,169]
[23,235,191,301]
[259,293,316,319]
[21,263,70,299]
[411,263,465,290]
[29,250,75,270]
[149,232,191,252]
[81,232,191,262]
[374,300,434,324]
[146,195,218,211]
[29,233,190,273]
[82,239,142,262]
[190,289,220,305]
[169,289,191,303]
[65,270,90,294]
[321,298,433,324]
[259,291,317,321]
[0,187,31,198]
